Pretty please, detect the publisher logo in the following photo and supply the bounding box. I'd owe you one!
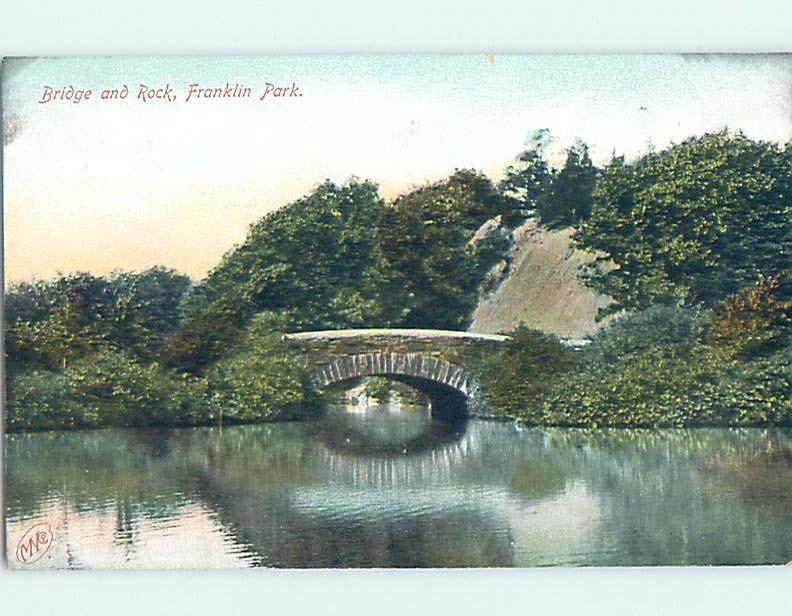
[15,523,53,564]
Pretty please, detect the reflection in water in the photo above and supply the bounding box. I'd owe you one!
[5,402,792,568]
[311,404,468,456]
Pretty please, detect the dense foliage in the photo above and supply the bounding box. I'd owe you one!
[205,315,316,422]
[167,172,513,371]
[166,180,392,372]
[5,130,791,431]
[479,326,576,413]
[575,131,792,315]
[4,269,312,430]
[6,268,190,374]
[5,328,312,431]
[5,351,210,431]
[375,170,512,329]
[500,130,597,228]
[483,286,791,427]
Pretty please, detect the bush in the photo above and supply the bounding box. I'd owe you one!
[537,344,736,427]
[6,370,89,431]
[479,325,577,419]
[5,316,318,432]
[502,306,792,428]
[65,350,214,427]
[706,271,792,359]
[205,316,316,422]
[6,350,213,431]
[487,307,792,427]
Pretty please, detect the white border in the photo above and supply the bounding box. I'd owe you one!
[2,1,792,614]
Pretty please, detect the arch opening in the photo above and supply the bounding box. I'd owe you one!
[314,352,477,420]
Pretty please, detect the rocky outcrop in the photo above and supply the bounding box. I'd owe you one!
[468,219,615,338]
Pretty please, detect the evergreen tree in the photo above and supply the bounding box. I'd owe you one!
[500,131,597,228]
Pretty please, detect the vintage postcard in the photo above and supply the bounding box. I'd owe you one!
[2,55,791,569]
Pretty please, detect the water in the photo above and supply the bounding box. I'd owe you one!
[5,403,792,568]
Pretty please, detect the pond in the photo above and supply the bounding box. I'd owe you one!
[5,403,792,568]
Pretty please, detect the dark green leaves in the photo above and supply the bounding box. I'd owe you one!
[576,131,792,314]
[500,131,597,228]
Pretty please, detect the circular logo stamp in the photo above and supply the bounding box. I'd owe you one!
[15,522,54,565]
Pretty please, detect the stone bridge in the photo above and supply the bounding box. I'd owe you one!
[282,329,509,418]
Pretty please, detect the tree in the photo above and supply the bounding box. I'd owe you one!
[543,140,597,228]
[375,170,511,329]
[575,131,792,315]
[500,131,597,228]
[498,129,554,218]
[107,267,191,362]
[166,179,395,372]
[5,273,115,372]
[4,269,191,374]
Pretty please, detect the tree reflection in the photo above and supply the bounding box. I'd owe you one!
[6,421,792,567]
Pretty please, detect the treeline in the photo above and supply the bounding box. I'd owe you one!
[5,169,518,429]
[166,171,514,373]
[4,130,792,430]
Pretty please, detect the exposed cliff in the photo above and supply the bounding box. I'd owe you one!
[468,219,615,339]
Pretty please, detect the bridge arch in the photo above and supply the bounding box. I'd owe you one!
[282,329,508,419]
[314,352,480,419]
[316,352,478,396]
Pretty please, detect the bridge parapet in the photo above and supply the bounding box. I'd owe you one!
[283,329,507,368]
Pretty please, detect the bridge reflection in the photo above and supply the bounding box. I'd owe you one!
[310,403,468,457]
[188,405,522,566]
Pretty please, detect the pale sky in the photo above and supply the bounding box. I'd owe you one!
[3,54,791,284]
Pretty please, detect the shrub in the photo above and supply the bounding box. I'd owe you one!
[479,325,577,418]
[6,350,212,431]
[508,306,792,428]
[205,317,316,422]
[706,271,792,359]
[6,370,90,431]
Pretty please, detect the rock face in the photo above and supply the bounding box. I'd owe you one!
[468,219,615,339]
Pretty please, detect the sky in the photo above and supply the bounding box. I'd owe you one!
[3,54,791,284]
